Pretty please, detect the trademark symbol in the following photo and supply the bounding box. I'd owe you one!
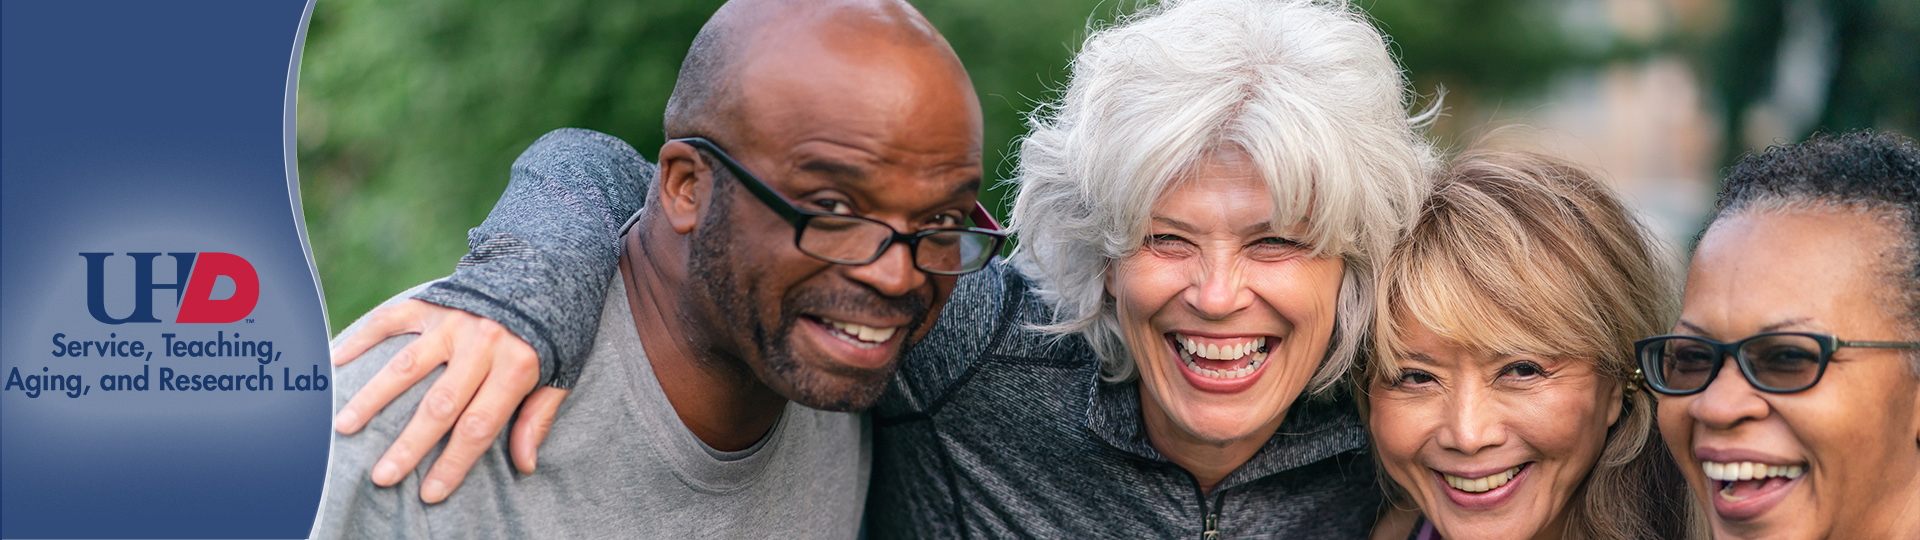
[245,319,255,323]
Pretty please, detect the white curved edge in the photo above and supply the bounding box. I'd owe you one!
[285,0,323,330]
[282,0,333,537]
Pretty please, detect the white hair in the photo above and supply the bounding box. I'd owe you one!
[1007,0,1437,393]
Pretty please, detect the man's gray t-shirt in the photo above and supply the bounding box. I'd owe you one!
[310,276,870,539]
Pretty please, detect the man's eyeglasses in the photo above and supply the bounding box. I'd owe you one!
[672,137,1007,276]
[1634,332,1920,395]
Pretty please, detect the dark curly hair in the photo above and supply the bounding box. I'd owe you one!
[1710,130,1920,348]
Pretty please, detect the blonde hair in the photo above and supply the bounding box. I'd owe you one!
[1365,150,1697,539]
[1009,0,1437,391]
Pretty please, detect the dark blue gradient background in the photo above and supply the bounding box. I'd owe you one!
[2,1,328,538]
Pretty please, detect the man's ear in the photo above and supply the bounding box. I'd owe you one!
[656,140,712,235]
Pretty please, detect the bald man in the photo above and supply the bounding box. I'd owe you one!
[309,0,988,537]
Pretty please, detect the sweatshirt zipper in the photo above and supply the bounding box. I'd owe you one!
[1199,489,1225,539]
[1179,468,1228,539]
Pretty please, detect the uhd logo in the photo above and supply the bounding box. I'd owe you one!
[81,252,260,324]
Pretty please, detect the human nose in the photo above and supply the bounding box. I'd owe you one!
[842,241,926,297]
[1436,386,1507,455]
[1181,253,1251,320]
[1686,355,1770,430]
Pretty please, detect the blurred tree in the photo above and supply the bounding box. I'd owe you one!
[300,0,719,330]
[300,0,1598,332]
[1363,0,1602,143]
[1702,0,1919,166]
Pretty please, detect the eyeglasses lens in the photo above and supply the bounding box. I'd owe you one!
[797,215,998,274]
[914,231,994,274]
[1648,334,1825,393]
[799,215,895,264]
[1740,334,1823,390]
[1655,337,1719,392]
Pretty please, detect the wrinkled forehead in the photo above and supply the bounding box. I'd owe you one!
[1149,149,1294,224]
[1124,145,1330,249]
[1685,208,1903,335]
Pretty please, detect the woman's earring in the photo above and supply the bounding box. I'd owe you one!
[1621,368,1649,416]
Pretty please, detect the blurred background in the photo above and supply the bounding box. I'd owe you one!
[299,0,1920,333]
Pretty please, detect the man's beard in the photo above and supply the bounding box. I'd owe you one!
[684,189,931,411]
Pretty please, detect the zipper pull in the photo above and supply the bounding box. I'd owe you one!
[1201,512,1219,540]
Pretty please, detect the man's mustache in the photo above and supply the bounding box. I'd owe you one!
[786,286,932,326]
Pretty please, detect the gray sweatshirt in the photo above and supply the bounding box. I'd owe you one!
[315,278,869,539]
[418,128,1384,538]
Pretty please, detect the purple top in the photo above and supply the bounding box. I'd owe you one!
[1410,518,1441,540]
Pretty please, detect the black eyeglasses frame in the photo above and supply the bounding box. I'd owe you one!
[670,136,1006,275]
[1634,331,1920,395]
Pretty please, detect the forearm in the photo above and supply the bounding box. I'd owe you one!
[411,128,651,388]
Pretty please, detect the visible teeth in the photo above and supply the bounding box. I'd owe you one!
[1180,353,1264,379]
[1176,335,1267,360]
[822,318,897,348]
[1702,461,1804,482]
[1174,335,1273,378]
[1442,466,1522,493]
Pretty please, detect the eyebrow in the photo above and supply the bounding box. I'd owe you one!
[1240,221,1284,238]
[1675,317,1815,337]
[1675,320,1709,336]
[800,158,983,216]
[798,158,981,194]
[1151,217,1196,235]
[1150,216,1287,238]
[947,177,983,200]
[797,159,868,183]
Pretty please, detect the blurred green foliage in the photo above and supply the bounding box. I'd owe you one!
[1701,0,1919,165]
[298,0,1607,332]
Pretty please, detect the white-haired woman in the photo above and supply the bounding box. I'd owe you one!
[335,0,1436,535]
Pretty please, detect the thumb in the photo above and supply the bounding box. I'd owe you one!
[510,386,569,474]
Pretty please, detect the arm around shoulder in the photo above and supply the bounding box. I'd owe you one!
[410,128,656,388]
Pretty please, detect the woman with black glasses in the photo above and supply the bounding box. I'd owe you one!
[1636,131,1920,540]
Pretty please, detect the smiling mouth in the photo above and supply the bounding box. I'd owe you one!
[809,316,898,350]
[1703,461,1805,501]
[1169,334,1270,379]
[1441,464,1526,493]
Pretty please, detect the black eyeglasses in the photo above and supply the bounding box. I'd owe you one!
[1634,332,1920,395]
[671,137,1007,275]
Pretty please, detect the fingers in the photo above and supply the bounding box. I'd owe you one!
[332,304,547,503]
[510,387,570,474]
[334,333,452,435]
[332,300,429,366]
[418,352,540,503]
[369,342,492,489]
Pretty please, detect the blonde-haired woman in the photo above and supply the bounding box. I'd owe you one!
[1363,151,1698,540]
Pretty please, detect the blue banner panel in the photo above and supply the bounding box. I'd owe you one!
[2,1,327,538]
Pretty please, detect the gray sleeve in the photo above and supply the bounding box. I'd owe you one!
[410,128,651,389]
[311,286,445,540]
